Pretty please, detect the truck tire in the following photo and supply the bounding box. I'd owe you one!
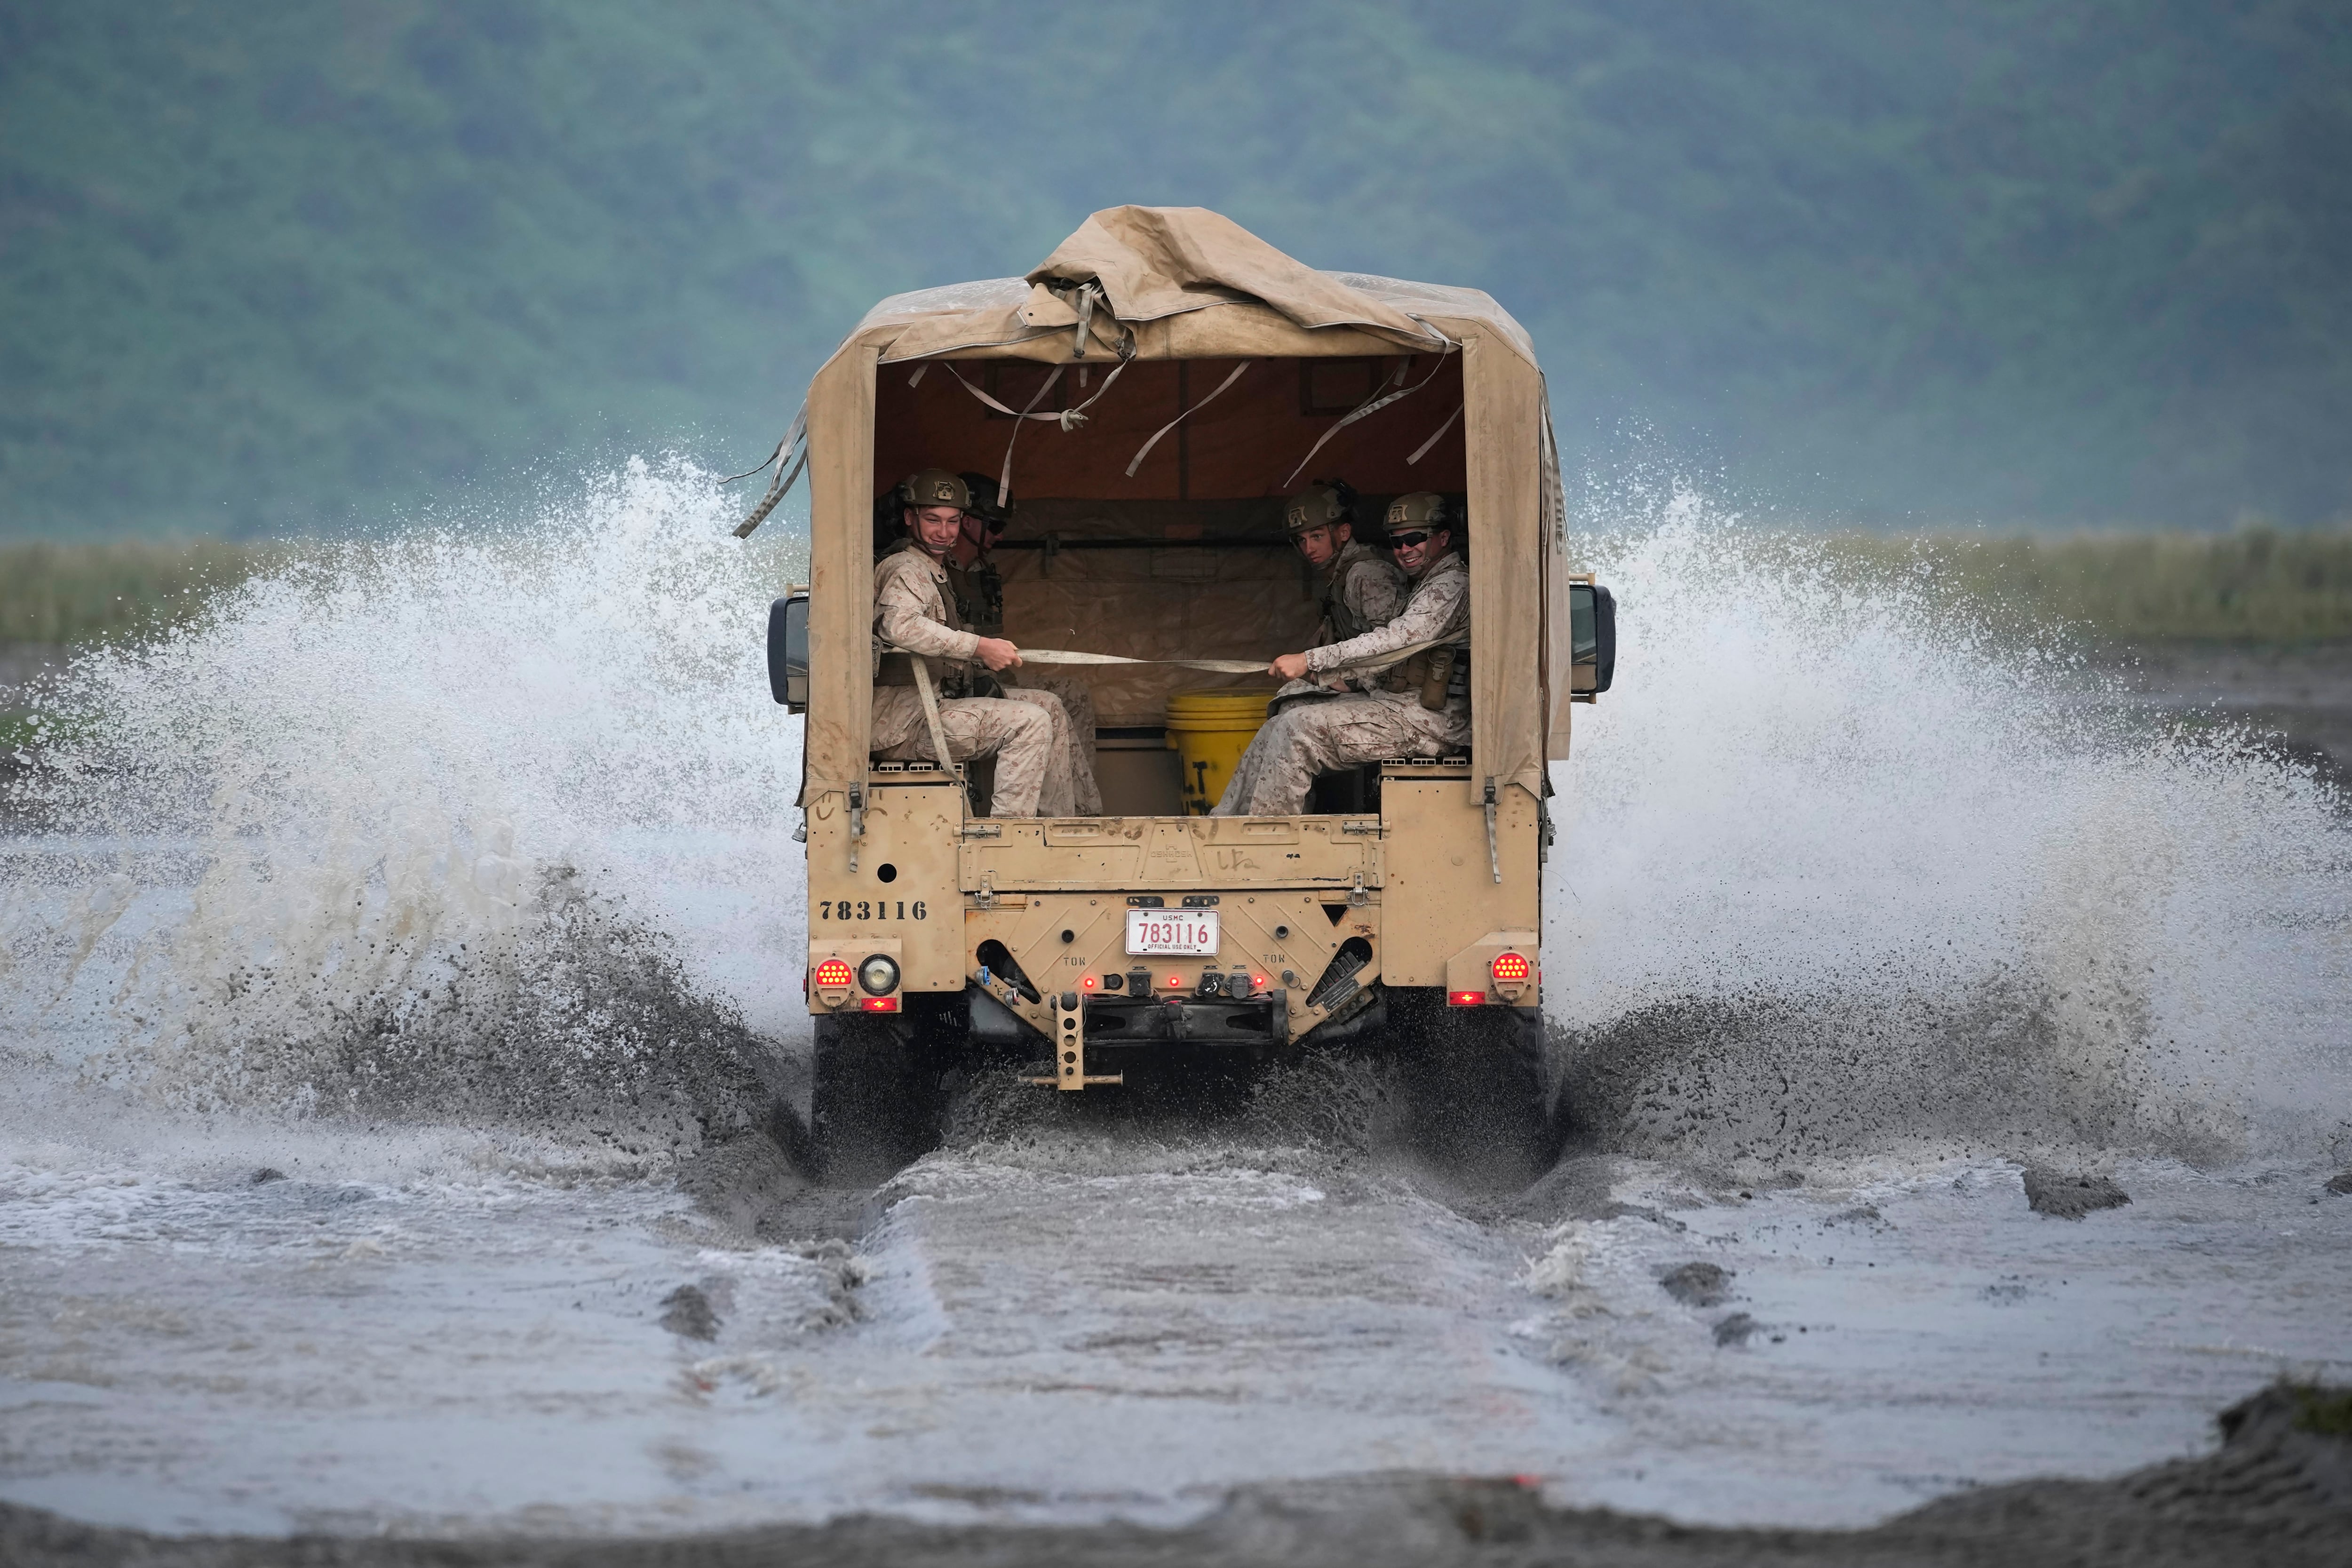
[810,1011,941,1186]
[1391,989,1557,1189]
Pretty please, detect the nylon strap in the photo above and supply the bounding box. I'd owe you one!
[880,635,1456,680]
[995,365,1062,507]
[728,400,810,538]
[931,358,1134,506]
[1408,401,1464,465]
[719,399,806,485]
[939,362,1062,421]
[1125,361,1251,478]
[1281,349,1452,488]
[907,653,961,790]
[1072,280,1098,359]
[937,358,1131,429]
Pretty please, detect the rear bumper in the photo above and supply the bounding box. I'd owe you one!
[1081,993,1288,1046]
[967,984,1287,1049]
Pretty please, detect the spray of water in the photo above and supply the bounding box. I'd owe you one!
[3,459,809,1158]
[1549,486,2352,1170]
[3,467,2344,1174]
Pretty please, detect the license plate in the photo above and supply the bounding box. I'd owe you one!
[1125,909,1220,956]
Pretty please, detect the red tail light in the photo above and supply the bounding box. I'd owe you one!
[813,958,854,989]
[1447,989,1487,1006]
[1491,952,1532,983]
[858,995,899,1012]
[1081,974,1099,990]
[1166,974,1183,989]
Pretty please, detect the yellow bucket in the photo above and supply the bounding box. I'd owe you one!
[1165,687,1278,814]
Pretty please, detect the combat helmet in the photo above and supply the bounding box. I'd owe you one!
[898,468,970,512]
[1383,491,1455,535]
[958,470,1014,533]
[1283,479,1358,536]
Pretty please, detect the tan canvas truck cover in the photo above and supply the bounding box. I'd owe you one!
[768,205,1579,829]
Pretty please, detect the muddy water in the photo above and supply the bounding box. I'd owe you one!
[4,1083,2345,1536]
[3,473,2349,1539]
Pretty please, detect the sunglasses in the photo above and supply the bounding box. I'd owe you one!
[1387,530,1435,549]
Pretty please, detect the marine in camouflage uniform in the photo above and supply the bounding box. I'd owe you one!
[1212,492,1471,817]
[1269,480,1408,708]
[870,470,1080,818]
[947,471,1103,815]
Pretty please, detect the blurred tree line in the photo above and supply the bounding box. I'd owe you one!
[0,0,2345,538]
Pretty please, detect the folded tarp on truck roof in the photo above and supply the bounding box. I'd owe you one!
[853,207,1536,366]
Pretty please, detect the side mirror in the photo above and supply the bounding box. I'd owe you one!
[1568,582,1615,695]
[767,591,809,711]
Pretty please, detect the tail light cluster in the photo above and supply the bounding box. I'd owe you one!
[812,954,900,1011]
[1449,951,1536,1006]
[1489,949,1532,1003]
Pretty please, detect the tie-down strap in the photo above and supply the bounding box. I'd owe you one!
[880,635,1457,682]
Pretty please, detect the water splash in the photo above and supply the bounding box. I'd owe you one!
[4,458,808,1154]
[5,468,2346,1172]
[1549,487,2352,1169]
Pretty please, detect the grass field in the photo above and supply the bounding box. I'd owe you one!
[1818,529,2352,645]
[6,530,2352,652]
[0,540,288,645]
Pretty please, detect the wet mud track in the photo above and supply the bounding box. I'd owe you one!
[6,1067,2349,1550]
[2,1317,2347,1568]
[4,1166,2352,1568]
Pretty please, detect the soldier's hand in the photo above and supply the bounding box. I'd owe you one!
[1269,652,1311,681]
[976,637,1023,672]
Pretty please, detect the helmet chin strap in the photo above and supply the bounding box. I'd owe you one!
[908,513,958,561]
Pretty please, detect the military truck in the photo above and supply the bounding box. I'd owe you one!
[744,207,1614,1181]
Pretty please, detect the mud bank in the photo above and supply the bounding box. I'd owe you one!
[3,1382,2344,1568]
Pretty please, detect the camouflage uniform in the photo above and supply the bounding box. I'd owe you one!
[1319,539,1410,649]
[946,553,1103,815]
[871,540,1078,818]
[1271,539,1410,708]
[1211,551,1471,817]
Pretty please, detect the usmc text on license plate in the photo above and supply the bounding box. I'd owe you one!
[1125,909,1219,956]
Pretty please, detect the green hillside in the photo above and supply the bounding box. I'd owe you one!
[1,0,2347,537]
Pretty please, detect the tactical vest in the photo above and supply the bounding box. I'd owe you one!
[1390,553,1471,708]
[875,542,979,698]
[1320,546,1384,645]
[945,557,1005,638]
